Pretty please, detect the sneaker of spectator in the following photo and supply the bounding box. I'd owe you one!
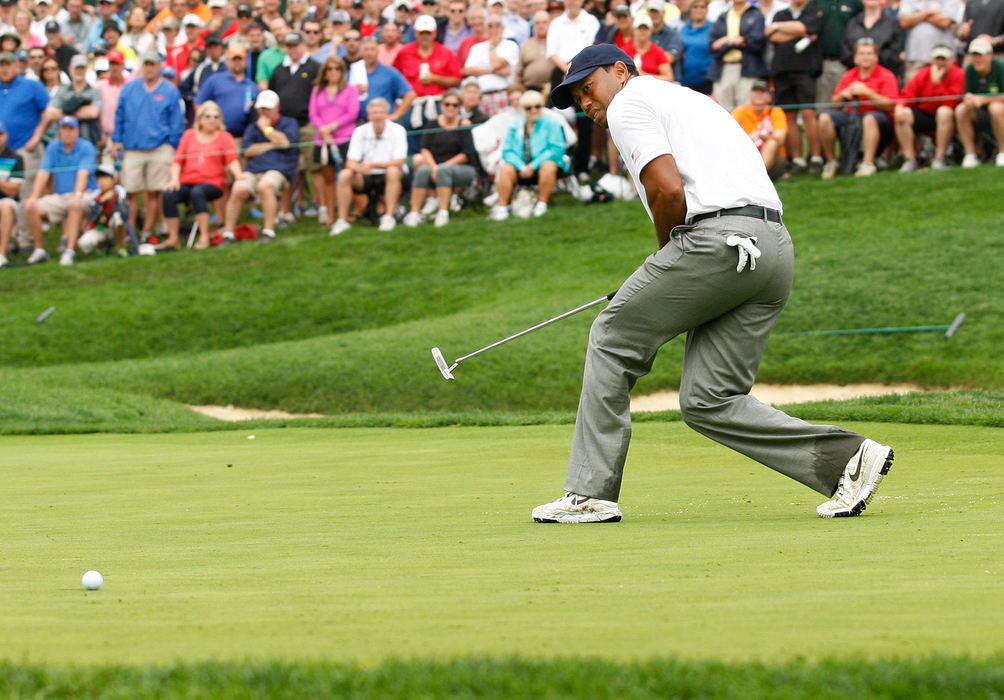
[330,218,351,235]
[59,248,76,266]
[402,211,425,226]
[378,213,396,231]
[961,153,980,168]
[898,158,918,172]
[433,209,450,227]
[532,200,547,217]
[420,196,439,215]
[931,157,949,170]
[821,159,839,179]
[997,153,1004,167]
[854,161,877,176]
[488,203,509,220]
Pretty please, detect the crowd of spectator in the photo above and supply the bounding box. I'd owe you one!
[0,0,1002,268]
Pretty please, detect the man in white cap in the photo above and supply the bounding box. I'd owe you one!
[955,36,1004,167]
[44,52,103,147]
[393,13,461,149]
[530,44,894,524]
[223,89,299,243]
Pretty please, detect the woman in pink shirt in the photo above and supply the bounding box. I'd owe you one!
[160,100,245,250]
[308,56,360,226]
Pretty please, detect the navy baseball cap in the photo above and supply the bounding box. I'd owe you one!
[58,115,79,128]
[550,44,635,109]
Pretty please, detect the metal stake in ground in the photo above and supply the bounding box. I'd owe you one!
[432,292,616,381]
[786,312,966,339]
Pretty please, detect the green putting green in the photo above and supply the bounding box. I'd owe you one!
[3,422,1001,666]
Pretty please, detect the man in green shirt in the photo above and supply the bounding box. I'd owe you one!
[255,16,289,88]
[955,36,1004,167]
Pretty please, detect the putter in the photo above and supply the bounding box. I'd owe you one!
[432,292,616,381]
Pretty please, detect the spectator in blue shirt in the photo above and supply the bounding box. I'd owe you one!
[112,50,185,239]
[357,36,415,122]
[679,0,713,93]
[196,44,259,137]
[222,90,300,244]
[24,116,97,266]
[0,50,50,251]
[85,0,125,54]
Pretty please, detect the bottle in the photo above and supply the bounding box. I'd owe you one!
[419,61,430,80]
[794,36,811,53]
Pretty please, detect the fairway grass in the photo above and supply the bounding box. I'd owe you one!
[3,422,1001,667]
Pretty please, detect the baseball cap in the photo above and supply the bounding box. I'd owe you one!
[95,163,117,178]
[1,32,21,48]
[35,0,53,5]
[236,3,253,15]
[226,44,247,58]
[751,79,771,92]
[414,13,437,32]
[58,115,80,128]
[94,57,110,71]
[161,65,176,78]
[182,13,204,27]
[487,0,506,6]
[0,51,14,64]
[102,20,122,34]
[44,20,61,32]
[207,0,227,7]
[633,13,652,27]
[14,48,27,60]
[141,49,162,63]
[107,48,124,63]
[350,0,362,7]
[546,0,564,9]
[204,32,224,46]
[931,44,953,60]
[331,9,350,22]
[647,0,666,10]
[968,37,993,55]
[613,4,630,15]
[255,89,279,108]
[162,16,180,29]
[394,0,412,8]
[283,31,303,44]
[70,54,89,68]
[550,44,635,109]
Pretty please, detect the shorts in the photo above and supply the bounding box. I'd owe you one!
[773,72,816,111]
[313,141,349,168]
[235,169,289,193]
[908,107,938,134]
[37,191,94,223]
[824,108,894,152]
[0,196,21,218]
[120,144,174,193]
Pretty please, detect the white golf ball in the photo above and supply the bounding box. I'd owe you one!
[82,570,103,590]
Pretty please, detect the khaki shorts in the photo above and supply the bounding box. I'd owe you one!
[120,144,174,193]
[235,169,288,194]
[38,192,84,222]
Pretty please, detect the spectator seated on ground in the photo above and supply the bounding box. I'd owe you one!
[76,164,131,257]
[162,101,245,250]
[488,90,566,221]
[894,43,964,172]
[817,37,899,178]
[330,97,409,235]
[24,116,97,267]
[732,80,788,179]
[955,36,1004,168]
[402,89,480,228]
[0,120,25,268]
[223,89,300,244]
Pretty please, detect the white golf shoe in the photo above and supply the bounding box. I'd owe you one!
[532,493,622,523]
[817,439,894,518]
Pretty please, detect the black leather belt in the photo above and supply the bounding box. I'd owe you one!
[690,205,782,224]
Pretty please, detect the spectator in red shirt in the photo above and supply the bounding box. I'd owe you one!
[603,5,635,55]
[894,43,964,172]
[818,37,899,178]
[631,14,672,80]
[159,100,245,249]
[394,13,461,147]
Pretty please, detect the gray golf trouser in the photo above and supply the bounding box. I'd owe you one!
[565,214,865,502]
[412,163,476,190]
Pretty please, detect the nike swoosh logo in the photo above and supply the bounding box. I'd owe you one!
[848,452,864,481]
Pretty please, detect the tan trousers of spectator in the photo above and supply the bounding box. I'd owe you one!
[713,63,754,114]
[13,143,44,251]
[815,59,846,110]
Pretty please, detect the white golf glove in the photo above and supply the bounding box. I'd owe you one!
[726,235,761,272]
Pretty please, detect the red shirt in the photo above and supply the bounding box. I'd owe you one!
[614,30,633,55]
[174,129,238,191]
[832,64,899,114]
[635,43,669,76]
[897,63,965,115]
[393,41,462,97]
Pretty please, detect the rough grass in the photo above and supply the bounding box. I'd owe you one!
[0,167,1000,428]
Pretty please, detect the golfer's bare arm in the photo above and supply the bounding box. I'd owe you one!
[639,154,687,249]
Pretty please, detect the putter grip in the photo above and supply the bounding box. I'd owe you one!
[606,290,617,301]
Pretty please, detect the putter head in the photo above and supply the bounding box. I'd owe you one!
[431,347,455,381]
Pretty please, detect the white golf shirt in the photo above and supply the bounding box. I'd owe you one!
[546,10,601,64]
[465,38,520,93]
[346,120,409,174]
[607,75,783,223]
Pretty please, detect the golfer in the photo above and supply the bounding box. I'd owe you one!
[533,44,894,523]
